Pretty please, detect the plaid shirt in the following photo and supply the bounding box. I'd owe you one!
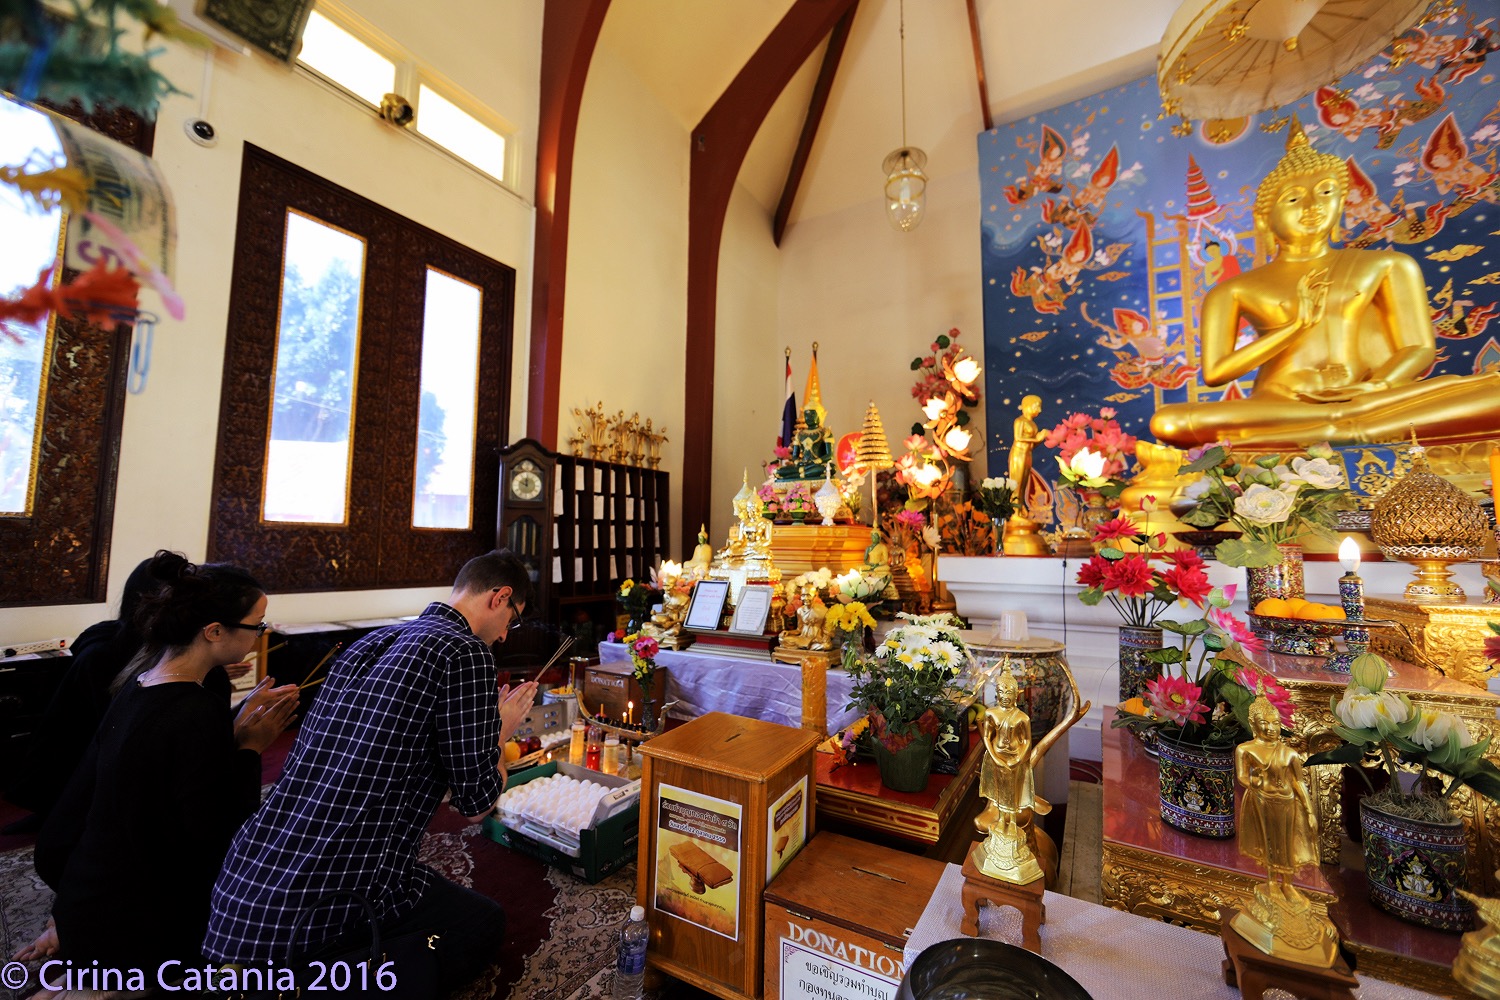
[202,603,503,963]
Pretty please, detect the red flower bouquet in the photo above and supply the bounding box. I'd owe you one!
[1074,506,1212,628]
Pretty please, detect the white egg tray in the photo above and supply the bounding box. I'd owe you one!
[497,767,641,858]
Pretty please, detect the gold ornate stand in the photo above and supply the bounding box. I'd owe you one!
[1365,594,1500,690]
[768,523,873,576]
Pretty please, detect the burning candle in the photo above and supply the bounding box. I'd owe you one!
[1490,446,1500,516]
[627,700,634,726]
[1338,536,1360,574]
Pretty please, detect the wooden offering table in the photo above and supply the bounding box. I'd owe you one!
[1101,722,1466,995]
[814,739,984,857]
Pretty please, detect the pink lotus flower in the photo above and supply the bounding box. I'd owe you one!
[1146,675,1208,726]
[1075,555,1111,589]
[1236,669,1295,727]
[1101,555,1154,598]
[1162,548,1205,572]
[1209,606,1264,652]
[1486,633,1500,665]
[1092,516,1138,542]
[1162,566,1212,607]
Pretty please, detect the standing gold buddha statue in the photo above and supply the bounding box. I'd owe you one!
[1152,120,1500,448]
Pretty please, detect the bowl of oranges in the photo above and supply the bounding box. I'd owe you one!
[1248,597,1348,656]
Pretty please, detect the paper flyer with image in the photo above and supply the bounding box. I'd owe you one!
[655,783,742,940]
[766,776,807,881]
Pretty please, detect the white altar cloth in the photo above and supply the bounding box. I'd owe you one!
[904,863,1439,999]
[598,642,862,732]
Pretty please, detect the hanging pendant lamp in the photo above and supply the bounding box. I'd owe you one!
[884,0,926,232]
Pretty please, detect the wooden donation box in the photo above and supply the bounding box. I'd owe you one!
[762,832,944,1000]
[583,657,665,722]
[638,712,821,1000]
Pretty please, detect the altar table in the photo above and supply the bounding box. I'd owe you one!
[1101,722,1465,996]
[597,642,862,732]
[904,863,1436,1000]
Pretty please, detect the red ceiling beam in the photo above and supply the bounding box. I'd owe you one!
[966,0,994,131]
[681,0,859,557]
[773,3,859,247]
[527,0,611,448]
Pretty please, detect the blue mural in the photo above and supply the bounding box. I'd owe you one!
[980,2,1500,474]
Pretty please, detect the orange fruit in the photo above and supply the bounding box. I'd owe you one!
[1308,604,1346,620]
[503,741,522,763]
[1283,598,1312,618]
[1253,598,1289,617]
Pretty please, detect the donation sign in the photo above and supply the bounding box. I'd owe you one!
[655,783,742,940]
[766,776,807,881]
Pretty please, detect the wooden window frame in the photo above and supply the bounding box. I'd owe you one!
[0,101,154,608]
[208,144,513,592]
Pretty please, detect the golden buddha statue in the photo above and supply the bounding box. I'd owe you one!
[1003,395,1051,556]
[973,660,1088,885]
[778,587,830,650]
[1151,120,1500,449]
[1456,887,1500,998]
[710,471,779,599]
[1231,691,1340,968]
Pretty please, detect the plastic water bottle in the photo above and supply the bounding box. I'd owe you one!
[611,905,648,999]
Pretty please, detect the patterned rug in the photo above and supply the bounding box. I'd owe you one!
[0,818,638,1000]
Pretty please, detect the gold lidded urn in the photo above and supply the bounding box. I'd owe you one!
[1370,436,1488,602]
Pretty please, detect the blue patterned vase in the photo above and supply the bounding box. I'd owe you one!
[1117,624,1163,704]
[1360,798,1473,932]
[1156,734,1236,838]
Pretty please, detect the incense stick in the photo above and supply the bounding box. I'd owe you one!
[297,642,343,691]
[537,635,575,677]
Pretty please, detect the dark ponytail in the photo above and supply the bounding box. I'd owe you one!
[130,550,264,649]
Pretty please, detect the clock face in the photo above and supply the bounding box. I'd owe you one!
[510,460,544,502]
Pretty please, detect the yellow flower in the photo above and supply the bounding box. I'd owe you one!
[619,579,635,595]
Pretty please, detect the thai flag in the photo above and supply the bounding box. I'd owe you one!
[778,354,797,449]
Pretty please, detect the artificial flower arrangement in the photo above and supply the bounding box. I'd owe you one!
[619,631,660,707]
[976,476,1017,525]
[1046,408,1137,482]
[843,612,974,755]
[824,600,877,668]
[616,578,661,625]
[1177,443,1353,568]
[1306,653,1500,822]
[1113,585,1294,747]
[1075,502,1214,628]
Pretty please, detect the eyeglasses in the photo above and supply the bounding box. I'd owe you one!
[507,599,527,632]
[225,621,271,637]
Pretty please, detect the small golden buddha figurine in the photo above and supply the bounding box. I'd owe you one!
[1003,395,1051,556]
[686,524,714,579]
[974,661,1088,884]
[778,587,830,650]
[1152,119,1500,448]
[1231,691,1340,968]
[1456,888,1500,998]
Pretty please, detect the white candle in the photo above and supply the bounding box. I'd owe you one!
[627,700,634,725]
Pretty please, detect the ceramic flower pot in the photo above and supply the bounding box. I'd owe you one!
[1360,798,1473,932]
[872,734,935,793]
[1245,543,1305,608]
[1156,733,1236,838]
[1117,624,1163,704]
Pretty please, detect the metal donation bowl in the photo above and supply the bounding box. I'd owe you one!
[897,939,1093,1000]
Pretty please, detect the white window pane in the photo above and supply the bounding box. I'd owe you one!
[416,85,507,182]
[298,11,395,107]
[263,211,365,524]
[412,268,481,529]
[0,96,64,517]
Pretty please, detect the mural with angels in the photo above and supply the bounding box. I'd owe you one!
[979,0,1500,482]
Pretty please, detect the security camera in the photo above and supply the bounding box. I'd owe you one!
[184,118,218,147]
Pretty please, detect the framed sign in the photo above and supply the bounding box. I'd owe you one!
[684,579,731,631]
[729,584,774,636]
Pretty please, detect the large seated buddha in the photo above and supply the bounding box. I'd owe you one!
[1151,121,1500,449]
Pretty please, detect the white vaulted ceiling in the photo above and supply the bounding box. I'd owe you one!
[598,0,1183,233]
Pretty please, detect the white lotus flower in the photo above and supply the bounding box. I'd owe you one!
[1410,708,1474,751]
[1291,456,1345,489]
[1234,483,1296,525]
[1070,448,1107,480]
[1334,688,1410,730]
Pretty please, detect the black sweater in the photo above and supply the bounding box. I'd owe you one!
[36,679,261,967]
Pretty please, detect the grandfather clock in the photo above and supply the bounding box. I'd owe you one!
[497,438,554,608]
